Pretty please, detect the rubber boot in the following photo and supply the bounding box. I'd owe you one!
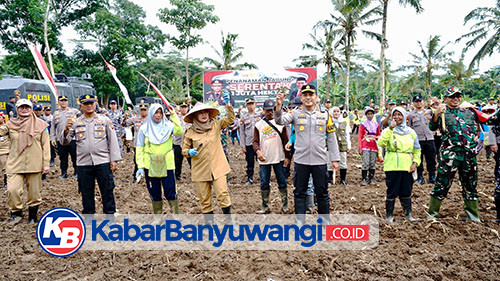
[221,205,233,224]
[494,197,500,224]
[203,211,214,224]
[8,210,22,224]
[168,200,179,215]
[340,169,348,186]
[28,205,39,225]
[257,189,271,214]
[427,196,442,220]
[428,173,436,184]
[306,194,315,213]
[361,170,367,185]
[279,188,288,212]
[399,197,415,221]
[3,174,7,188]
[328,171,333,185]
[294,196,306,226]
[385,199,395,222]
[152,201,163,214]
[464,200,481,222]
[368,169,375,184]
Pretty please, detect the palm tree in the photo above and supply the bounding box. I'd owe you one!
[318,0,382,111]
[302,24,343,99]
[440,55,475,87]
[456,0,500,69]
[410,35,451,98]
[204,31,257,70]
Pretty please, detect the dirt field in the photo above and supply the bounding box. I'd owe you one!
[1,138,499,280]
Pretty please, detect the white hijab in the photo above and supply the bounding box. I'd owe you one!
[143,104,173,144]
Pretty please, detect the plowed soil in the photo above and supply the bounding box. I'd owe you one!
[1,137,499,280]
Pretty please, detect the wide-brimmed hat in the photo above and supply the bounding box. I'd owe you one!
[184,102,219,123]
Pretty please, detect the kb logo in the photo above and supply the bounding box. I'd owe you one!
[36,207,86,257]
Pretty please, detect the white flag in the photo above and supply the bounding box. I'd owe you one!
[104,60,133,105]
[29,44,59,100]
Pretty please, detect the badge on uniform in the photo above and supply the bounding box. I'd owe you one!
[299,125,305,131]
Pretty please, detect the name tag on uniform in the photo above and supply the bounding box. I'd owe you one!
[244,120,250,124]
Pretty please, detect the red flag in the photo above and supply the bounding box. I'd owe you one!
[138,72,173,111]
[29,44,58,100]
[472,107,490,123]
[102,59,133,105]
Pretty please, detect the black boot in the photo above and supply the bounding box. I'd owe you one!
[428,173,436,184]
[3,174,7,188]
[203,211,214,224]
[385,199,395,222]
[28,205,39,224]
[328,171,333,184]
[361,170,368,185]
[8,210,22,224]
[495,197,500,224]
[257,189,271,214]
[368,169,375,184]
[221,206,233,224]
[60,172,68,179]
[399,197,415,221]
[340,169,348,186]
[294,196,307,226]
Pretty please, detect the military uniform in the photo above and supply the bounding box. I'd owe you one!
[125,111,147,178]
[50,97,79,177]
[64,95,122,214]
[274,86,340,216]
[239,110,261,183]
[108,109,125,154]
[408,106,436,183]
[487,125,500,223]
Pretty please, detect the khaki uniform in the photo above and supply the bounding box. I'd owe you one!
[0,133,10,177]
[182,105,235,213]
[50,108,79,142]
[125,115,147,148]
[0,125,50,211]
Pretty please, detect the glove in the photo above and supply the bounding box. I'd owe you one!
[136,168,145,179]
[223,92,230,104]
[188,148,198,157]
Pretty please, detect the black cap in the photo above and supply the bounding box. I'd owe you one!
[413,95,423,102]
[444,86,462,97]
[245,97,255,104]
[179,102,188,107]
[325,99,331,103]
[139,104,148,110]
[109,100,117,104]
[58,95,68,101]
[44,106,51,110]
[301,84,316,94]
[79,94,97,104]
[263,99,276,110]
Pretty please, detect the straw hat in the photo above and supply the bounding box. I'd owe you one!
[184,102,219,123]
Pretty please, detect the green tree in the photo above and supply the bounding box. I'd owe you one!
[457,0,500,69]
[410,35,451,98]
[204,32,257,70]
[74,0,165,104]
[318,0,382,111]
[158,0,219,100]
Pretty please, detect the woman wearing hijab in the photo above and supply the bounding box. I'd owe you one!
[358,107,381,185]
[136,104,183,215]
[0,99,50,224]
[377,107,421,222]
[182,93,235,222]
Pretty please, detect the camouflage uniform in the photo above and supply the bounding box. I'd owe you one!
[108,109,124,153]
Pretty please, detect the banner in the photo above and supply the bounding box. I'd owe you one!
[138,72,173,111]
[29,44,59,100]
[103,60,133,105]
[203,68,317,108]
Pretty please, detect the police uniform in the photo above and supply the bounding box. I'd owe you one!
[50,95,79,178]
[274,85,340,215]
[173,102,190,181]
[428,87,500,221]
[64,95,122,214]
[408,95,436,184]
[124,104,148,179]
[108,104,125,154]
[239,98,261,184]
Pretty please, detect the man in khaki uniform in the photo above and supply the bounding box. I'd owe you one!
[50,95,79,178]
[64,94,122,214]
[124,103,148,182]
[0,99,50,224]
[0,112,10,188]
[182,95,235,219]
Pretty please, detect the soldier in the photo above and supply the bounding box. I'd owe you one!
[0,99,50,224]
[108,100,125,154]
[428,86,500,221]
[124,103,148,182]
[63,94,121,215]
[173,102,190,181]
[0,112,9,188]
[33,104,43,118]
[275,85,340,221]
[51,95,79,178]
[408,94,436,184]
[239,97,261,185]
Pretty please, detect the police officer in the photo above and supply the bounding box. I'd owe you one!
[428,86,500,221]
[124,103,148,182]
[275,85,340,220]
[173,102,190,181]
[239,97,261,185]
[409,94,436,184]
[41,106,56,167]
[51,95,79,178]
[108,100,124,154]
[63,94,122,215]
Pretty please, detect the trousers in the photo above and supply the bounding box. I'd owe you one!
[194,176,231,213]
[7,173,42,211]
[77,163,116,214]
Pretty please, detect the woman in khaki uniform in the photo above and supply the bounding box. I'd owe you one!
[0,99,50,224]
[182,94,234,220]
